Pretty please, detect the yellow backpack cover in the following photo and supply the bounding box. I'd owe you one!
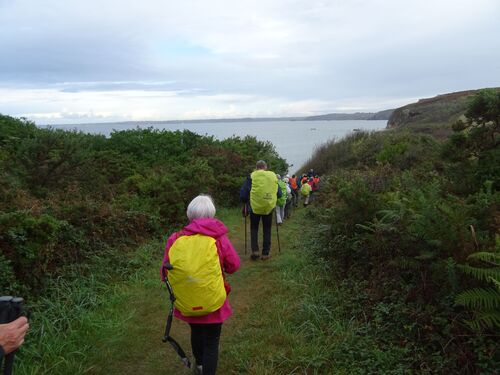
[168,234,226,316]
[250,170,278,215]
[301,183,311,196]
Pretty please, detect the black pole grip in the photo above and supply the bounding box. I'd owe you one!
[0,297,13,324]
[0,296,25,375]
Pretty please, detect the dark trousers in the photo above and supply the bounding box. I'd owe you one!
[189,323,222,375]
[285,200,292,219]
[250,211,272,255]
[291,189,299,206]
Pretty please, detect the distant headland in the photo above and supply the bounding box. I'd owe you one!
[52,109,394,127]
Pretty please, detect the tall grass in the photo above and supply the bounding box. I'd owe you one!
[15,240,164,374]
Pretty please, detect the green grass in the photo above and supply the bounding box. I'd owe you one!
[16,205,422,374]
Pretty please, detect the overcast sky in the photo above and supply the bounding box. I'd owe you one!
[1,0,499,124]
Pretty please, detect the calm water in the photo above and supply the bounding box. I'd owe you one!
[41,120,387,172]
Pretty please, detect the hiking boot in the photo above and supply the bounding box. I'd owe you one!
[261,254,271,261]
[250,251,260,260]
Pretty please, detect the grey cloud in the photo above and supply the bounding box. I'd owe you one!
[0,0,499,121]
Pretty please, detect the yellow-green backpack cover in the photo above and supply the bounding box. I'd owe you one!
[168,234,226,316]
[250,170,278,215]
[301,183,311,196]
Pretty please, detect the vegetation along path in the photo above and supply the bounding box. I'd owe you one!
[76,206,328,375]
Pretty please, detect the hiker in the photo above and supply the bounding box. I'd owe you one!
[240,160,282,260]
[161,195,240,375]
[0,317,29,360]
[313,175,320,190]
[307,168,315,178]
[301,174,308,186]
[301,179,312,206]
[288,174,299,207]
[308,175,320,202]
[276,175,287,225]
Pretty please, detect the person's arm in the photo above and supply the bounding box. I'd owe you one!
[217,236,241,274]
[239,176,251,203]
[277,184,282,199]
[0,317,29,356]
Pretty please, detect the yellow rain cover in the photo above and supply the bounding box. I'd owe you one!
[168,234,226,316]
[301,183,311,196]
[250,170,278,215]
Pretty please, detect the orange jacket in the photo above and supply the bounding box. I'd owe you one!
[289,177,298,190]
[312,177,320,190]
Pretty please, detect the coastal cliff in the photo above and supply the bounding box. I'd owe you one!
[386,89,492,129]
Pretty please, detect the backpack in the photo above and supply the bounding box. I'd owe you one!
[250,170,278,215]
[277,180,287,206]
[168,234,226,316]
[301,183,311,196]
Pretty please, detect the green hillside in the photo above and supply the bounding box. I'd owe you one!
[299,88,499,372]
[387,88,500,134]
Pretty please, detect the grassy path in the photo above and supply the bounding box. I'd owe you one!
[83,207,322,375]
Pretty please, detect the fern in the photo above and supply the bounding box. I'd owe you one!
[465,312,500,331]
[457,264,500,283]
[456,248,500,330]
[467,251,500,265]
[455,288,500,310]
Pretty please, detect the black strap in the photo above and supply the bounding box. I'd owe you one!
[162,266,192,369]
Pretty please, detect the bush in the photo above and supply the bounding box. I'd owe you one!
[0,115,286,294]
[301,90,500,372]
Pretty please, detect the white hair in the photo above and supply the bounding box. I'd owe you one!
[187,195,216,221]
[256,160,267,170]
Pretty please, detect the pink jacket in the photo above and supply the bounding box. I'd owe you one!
[161,218,241,324]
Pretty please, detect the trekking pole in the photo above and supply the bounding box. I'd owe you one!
[0,296,11,373]
[161,265,192,369]
[243,204,247,255]
[275,209,281,253]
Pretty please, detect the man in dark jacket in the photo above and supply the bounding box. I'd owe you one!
[240,160,282,260]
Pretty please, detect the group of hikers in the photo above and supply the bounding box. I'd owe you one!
[239,160,321,260]
[160,160,320,375]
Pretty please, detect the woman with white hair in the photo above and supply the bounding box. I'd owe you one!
[161,195,240,375]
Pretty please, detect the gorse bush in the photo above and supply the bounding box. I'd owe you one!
[0,116,287,294]
[300,130,440,176]
[304,90,499,372]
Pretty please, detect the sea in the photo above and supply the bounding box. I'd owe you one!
[41,120,387,173]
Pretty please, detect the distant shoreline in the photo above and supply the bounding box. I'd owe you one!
[44,109,393,127]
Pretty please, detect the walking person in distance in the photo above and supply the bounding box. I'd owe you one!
[240,160,282,260]
[275,174,287,225]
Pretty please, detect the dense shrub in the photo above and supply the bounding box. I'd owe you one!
[0,116,287,294]
[304,90,499,372]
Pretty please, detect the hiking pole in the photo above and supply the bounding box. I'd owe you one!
[161,265,192,369]
[243,205,247,255]
[0,296,11,373]
[275,209,281,253]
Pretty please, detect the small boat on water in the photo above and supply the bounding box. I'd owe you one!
[310,127,317,130]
